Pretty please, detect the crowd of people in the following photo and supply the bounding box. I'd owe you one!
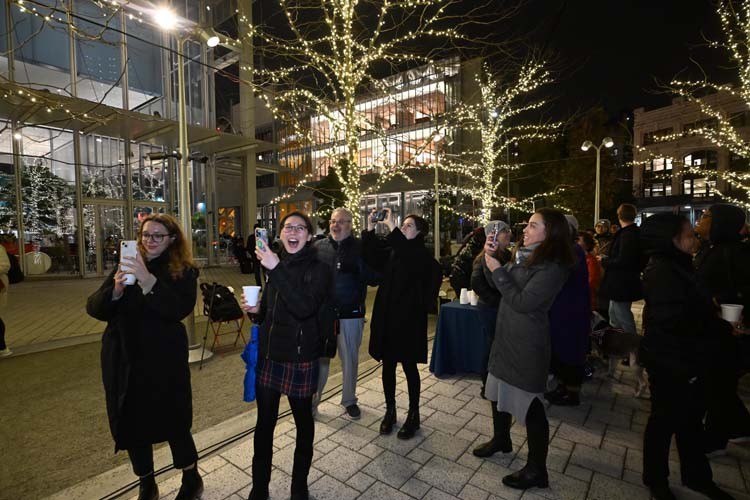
[84,202,750,500]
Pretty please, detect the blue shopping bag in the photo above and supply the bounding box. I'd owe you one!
[240,324,259,402]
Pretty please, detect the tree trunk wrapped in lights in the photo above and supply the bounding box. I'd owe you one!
[242,0,514,230]
[663,0,750,208]
[443,60,562,225]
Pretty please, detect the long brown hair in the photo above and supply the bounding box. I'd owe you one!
[526,208,576,268]
[137,213,195,279]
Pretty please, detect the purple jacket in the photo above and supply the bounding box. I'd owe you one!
[549,245,591,365]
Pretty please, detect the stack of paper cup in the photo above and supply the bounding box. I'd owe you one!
[469,290,479,306]
[243,285,262,307]
[459,288,469,304]
[721,303,743,323]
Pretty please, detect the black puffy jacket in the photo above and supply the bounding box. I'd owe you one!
[600,223,643,302]
[314,235,379,317]
[255,244,331,362]
[639,214,733,379]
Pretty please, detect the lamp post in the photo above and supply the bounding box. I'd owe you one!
[154,8,220,364]
[581,137,614,226]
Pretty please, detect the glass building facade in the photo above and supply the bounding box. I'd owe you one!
[0,0,229,277]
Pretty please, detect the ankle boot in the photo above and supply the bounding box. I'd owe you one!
[175,466,204,500]
[137,474,159,500]
[397,409,420,440]
[501,464,549,490]
[247,488,269,500]
[380,406,397,434]
[474,406,512,457]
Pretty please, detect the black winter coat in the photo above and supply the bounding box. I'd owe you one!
[599,223,643,302]
[364,229,438,363]
[255,244,331,362]
[641,252,734,380]
[86,252,198,451]
[314,235,379,317]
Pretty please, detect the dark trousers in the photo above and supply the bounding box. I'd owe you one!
[550,355,584,388]
[252,384,315,495]
[382,359,420,410]
[642,373,713,489]
[704,368,750,447]
[127,432,198,477]
[0,317,5,350]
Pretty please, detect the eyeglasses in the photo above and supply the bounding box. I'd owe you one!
[141,232,170,242]
[282,224,307,233]
[329,219,352,225]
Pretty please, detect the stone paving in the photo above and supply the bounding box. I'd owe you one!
[51,359,750,500]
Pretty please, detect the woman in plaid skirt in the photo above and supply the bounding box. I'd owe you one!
[241,211,331,500]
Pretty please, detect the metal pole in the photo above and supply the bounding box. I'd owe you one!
[434,162,440,260]
[176,35,205,361]
[594,145,601,226]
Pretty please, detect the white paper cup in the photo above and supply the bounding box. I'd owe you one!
[721,304,743,323]
[469,290,478,306]
[459,288,469,305]
[243,285,262,307]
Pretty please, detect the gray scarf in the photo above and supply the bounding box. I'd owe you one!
[514,242,541,266]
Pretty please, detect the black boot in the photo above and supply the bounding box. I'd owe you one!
[175,466,203,500]
[247,488,269,500]
[137,474,159,500]
[473,407,512,457]
[647,483,677,500]
[380,406,396,435]
[502,464,549,490]
[397,408,420,440]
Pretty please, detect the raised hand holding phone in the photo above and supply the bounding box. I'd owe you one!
[119,240,137,285]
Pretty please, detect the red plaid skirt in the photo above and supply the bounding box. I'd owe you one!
[256,357,319,398]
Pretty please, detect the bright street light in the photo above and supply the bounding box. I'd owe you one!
[153,7,179,30]
[581,137,614,226]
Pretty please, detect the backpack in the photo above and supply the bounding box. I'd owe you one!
[8,253,24,284]
[200,282,244,322]
[303,267,339,358]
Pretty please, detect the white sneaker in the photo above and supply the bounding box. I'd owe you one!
[0,348,12,357]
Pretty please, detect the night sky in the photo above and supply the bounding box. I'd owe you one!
[518,0,729,116]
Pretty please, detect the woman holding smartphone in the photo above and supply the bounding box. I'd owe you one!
[241,211,330,500]
[480,208,573,490]
[86,214,203,500]
[363,208,440,440]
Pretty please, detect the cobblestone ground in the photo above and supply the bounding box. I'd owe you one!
[52,362,750,500]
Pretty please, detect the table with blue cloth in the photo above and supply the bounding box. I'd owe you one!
[429,300,497,377]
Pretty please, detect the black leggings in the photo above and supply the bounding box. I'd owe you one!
[382,359,420,410]
[252,384,315,495]
[126,432,198,477]
[0,317,5,350]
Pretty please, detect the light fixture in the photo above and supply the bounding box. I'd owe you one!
[603,137,614,148]
[490,110,499,118]
[581,140,593,152]
[13,132,22,140]
[153,6,178,30]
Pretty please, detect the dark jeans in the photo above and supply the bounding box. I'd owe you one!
[550,355,584,388]
[252,384,315,495]
[642,373,713,489]
[0,317,5,350]
[382,359,420,410]
[127,432,198,477]
[704,368,750,447]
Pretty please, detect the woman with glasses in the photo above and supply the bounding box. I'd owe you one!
[86,214,203,500]
[364,208,440,440]
[241,211,331,500]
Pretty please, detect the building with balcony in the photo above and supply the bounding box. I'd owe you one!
[633,91,750,222]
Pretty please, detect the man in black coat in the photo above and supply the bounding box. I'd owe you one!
[599,204,642,335]
[313,208,379,420]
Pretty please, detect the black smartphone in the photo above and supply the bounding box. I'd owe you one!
[375,208,388,221]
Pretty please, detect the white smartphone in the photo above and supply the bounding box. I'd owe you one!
[119,240,138,285]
